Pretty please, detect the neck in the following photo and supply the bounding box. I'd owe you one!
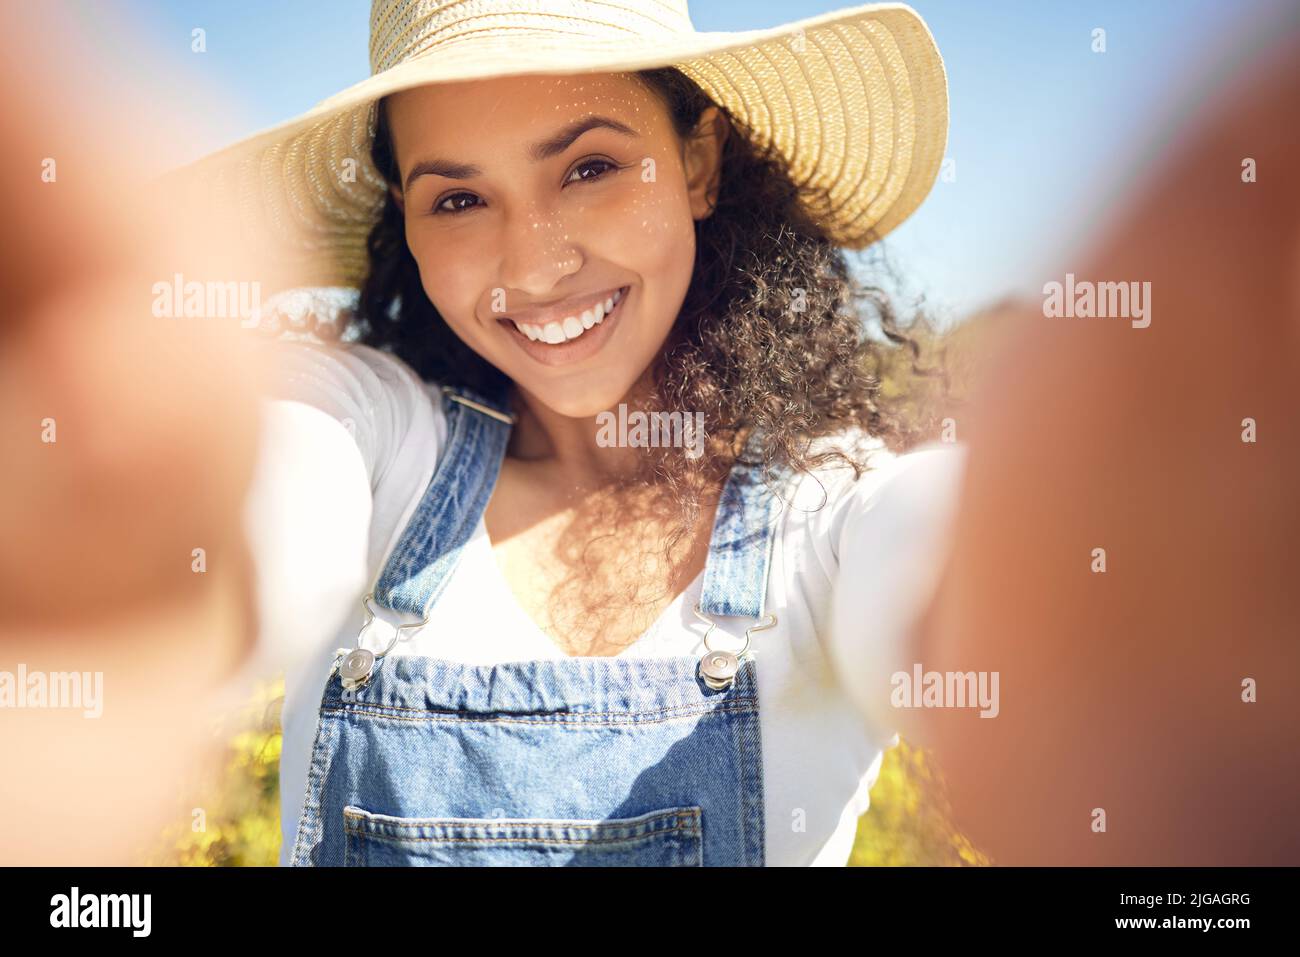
[503,369,661,489]
[500,373,748,489]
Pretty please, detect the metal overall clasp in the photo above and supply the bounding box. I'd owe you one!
[336,593,430,693]
[692,604,778,690]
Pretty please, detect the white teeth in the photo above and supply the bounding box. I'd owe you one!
[510,288,624,344]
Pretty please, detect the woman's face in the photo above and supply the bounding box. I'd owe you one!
[385,72,726,418]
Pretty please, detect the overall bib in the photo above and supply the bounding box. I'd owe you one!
[289,382,786,866]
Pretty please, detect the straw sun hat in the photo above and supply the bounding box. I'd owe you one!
[174,0,948,295]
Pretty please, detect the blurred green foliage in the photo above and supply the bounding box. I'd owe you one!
[142,678,284,867]
[852,739,990,866]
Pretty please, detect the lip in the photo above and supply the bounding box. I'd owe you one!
[497,285,630,368]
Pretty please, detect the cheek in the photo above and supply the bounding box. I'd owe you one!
[602,174,695,262]
[405,230,485,338]
[599,183,697,332]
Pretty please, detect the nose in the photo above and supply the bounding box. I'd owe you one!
[495,198,585,305]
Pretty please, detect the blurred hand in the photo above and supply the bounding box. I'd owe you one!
[903,22,1300,864]
[0,3,274,864]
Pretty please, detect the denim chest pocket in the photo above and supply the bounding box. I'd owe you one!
[342,805,704,867]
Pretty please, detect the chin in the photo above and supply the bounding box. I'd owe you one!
[524,377,639,420]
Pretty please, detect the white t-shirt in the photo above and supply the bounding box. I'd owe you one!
[228,339,967,867]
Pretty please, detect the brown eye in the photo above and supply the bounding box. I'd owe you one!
[432,192,481,216]
[567,158,618,184]
[431,159,618,217]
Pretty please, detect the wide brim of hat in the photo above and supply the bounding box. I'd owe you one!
[164,1,948,292]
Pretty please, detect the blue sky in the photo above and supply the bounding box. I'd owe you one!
[96,0,1294,321]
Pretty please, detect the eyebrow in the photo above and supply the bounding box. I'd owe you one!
[402,114,640,192]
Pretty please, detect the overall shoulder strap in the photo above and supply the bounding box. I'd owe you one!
[697,430,789,620]
[372,381,514,619]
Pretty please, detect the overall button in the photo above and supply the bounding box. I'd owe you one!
[340,648,376,689]
[699,650,739,690]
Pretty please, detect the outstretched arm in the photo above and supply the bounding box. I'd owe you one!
[897,22,1300,865]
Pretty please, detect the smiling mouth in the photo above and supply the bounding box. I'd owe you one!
[499,286,627,345]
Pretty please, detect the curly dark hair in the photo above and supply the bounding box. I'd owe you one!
[352,67,938,649]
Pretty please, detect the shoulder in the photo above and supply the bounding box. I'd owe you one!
[784,426,909,513]
[255,286,444,413]
[261,335,448,487]
[258,336,452,584]
[807,425,964,492]
[817,442,969,737]
[840,441,967,547]
[783,427,967,566]
[269,337,434,405]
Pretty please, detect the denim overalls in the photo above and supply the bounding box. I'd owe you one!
[289,380,787,866]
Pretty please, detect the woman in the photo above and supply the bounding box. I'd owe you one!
[7,0,1296,871]
[192,0,963,866]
